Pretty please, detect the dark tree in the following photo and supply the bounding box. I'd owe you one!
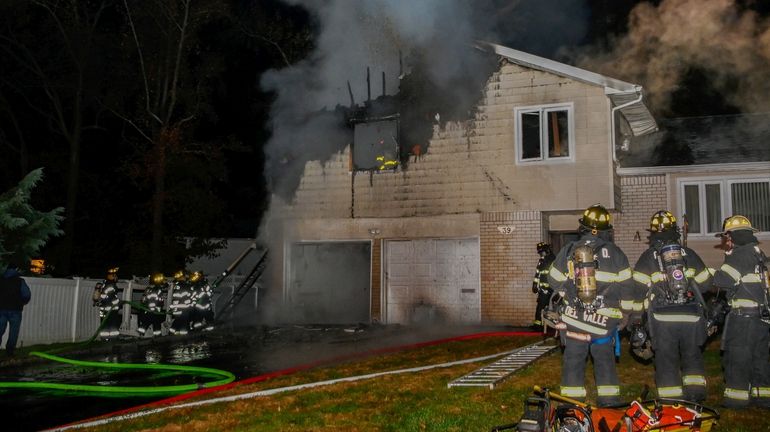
[0,0,109,274]
[0,168,63,269]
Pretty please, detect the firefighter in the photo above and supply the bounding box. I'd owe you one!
[138,272,167,337]
[547,204,636,407]
[632,210,712,402]
[190,271,215,332]
[94,267,122,340]
[532,242,555,330]
[713,215,770,409]
[169,270,193,335]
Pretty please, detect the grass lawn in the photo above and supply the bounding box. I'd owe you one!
[77,335,770,431]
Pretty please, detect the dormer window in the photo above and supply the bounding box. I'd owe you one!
[515,103,574,164]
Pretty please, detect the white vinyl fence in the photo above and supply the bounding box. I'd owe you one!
[1,275,253,349]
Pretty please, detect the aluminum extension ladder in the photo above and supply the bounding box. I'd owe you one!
[447,339,559,389]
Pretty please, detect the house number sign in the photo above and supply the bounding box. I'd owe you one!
[497,226,515,235]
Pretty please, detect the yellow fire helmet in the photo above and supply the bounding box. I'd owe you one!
[190,271,203,283]
[723,215,759,233]
[106,267,119,281]
[150,272,165,285]
[173,270,187,282]
[579,204,612,231]
[648,210,678,233]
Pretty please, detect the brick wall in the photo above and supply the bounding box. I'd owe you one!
[614,174,668,265]
[480,211,542,325]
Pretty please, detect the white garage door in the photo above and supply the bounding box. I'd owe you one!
[385,238,480,324]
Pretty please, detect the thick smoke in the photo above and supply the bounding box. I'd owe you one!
[260,0,598,201]
[260,1,489,200]
[574,0,770,115]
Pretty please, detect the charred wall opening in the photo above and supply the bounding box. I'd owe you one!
[269,46,498,201]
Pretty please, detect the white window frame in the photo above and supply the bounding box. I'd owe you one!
[514,102,575,165]
[677,174,770,237]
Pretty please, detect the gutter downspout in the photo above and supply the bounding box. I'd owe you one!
[608,87,643,210]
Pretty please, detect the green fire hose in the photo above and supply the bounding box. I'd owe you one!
[0,351,235,396]
[0,299,234,397]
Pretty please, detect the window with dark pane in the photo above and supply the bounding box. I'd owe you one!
[521,111,541,159]
[547,109,570,158]
[684,184,701,233]
[705,183,722,234]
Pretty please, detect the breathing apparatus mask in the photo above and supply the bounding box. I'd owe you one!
[568,245,602,312]
[654,241,691,304]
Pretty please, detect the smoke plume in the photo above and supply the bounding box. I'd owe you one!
[574,0,770,116]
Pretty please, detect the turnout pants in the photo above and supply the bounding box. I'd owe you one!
[138,311,165,336]
[722,313,770,408]
[561,336,621,406]
[534,290,551,325]
[650,316,707,402]
[171,308,192,335]
[98,308,121,338]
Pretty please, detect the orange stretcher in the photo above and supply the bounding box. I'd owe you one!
[491,385,719,432]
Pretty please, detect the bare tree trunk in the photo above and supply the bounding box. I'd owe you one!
[150,127,169,270]
[58,80,83,274]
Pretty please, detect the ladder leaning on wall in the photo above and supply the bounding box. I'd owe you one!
[214,244,268,322]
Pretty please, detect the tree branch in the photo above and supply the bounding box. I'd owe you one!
[167,0,191,124]
[122,0,162,125]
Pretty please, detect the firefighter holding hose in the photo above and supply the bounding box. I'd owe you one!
[93,267,122,340]
[547,204,636,407]
[138,272,167,337]
[169,270,193,335]
[632,210,712,402]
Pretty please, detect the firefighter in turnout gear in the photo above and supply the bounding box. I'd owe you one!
[547,204,636,406]
[94,267,122,340]
[138,272,167,337]
[532,242,555,329]
[633,210,712,402]
[190,271,214,332]
[713,215,770,409]
[169,270,193,335]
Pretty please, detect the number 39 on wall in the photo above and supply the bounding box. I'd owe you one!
[497,226,515,235]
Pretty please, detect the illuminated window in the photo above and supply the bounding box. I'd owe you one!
[353,120,399,171]
[515,103,574,164]
[679,176,770,235]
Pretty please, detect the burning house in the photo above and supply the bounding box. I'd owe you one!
[258,42,672,326]
[260,36,769,326]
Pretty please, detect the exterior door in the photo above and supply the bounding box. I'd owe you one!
[288,241,371,324]
[385,238,480,324]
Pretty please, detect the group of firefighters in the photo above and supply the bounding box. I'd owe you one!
[92,268,215,340]
[531,204,769,410]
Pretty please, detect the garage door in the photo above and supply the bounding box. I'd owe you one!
[288,241,371,324]
[385,238,480,324]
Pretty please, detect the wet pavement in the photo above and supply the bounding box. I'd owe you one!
[1,322,516,431]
